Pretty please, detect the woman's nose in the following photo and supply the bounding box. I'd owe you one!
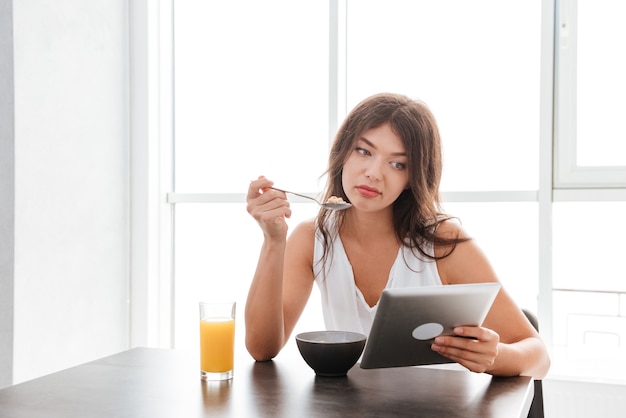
[365,159,383,181]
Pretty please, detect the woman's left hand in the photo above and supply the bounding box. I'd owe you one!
[430,326,500,374]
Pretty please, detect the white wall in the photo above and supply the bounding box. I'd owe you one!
[0,0,16,390]
[3,0,130,384]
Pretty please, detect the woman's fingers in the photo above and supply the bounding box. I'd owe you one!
[431,327,499,373]
[247,176,273,199]
[246,177,292,239]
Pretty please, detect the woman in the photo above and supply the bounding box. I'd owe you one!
[245,93,550,378]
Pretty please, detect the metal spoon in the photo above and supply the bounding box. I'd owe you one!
[270,187,352,210]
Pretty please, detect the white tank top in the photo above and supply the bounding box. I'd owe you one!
[313,228,442,337]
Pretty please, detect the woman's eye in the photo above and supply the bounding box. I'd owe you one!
[391,161,406,170]
[356,147,371,156]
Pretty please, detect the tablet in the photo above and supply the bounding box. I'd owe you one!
[360,282,501,369]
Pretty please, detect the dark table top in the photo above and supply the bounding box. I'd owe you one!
[0,347,533,417]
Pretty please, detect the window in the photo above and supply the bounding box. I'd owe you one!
[149,0,626,383]
[549,0,626,381]
[555,0,626,187]
[346,0,541,192]
[171,0,330,351]
[174,1,330,194]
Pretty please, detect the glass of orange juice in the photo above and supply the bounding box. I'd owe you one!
[199,301,236,381]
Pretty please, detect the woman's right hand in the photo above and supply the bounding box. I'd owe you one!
[246,176,292,240]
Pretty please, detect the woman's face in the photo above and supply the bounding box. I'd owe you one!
[341,123,410,212]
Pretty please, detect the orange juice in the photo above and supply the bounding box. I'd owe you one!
[200,318,235,373]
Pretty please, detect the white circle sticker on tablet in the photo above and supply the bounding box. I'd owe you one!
[412,323,444,340]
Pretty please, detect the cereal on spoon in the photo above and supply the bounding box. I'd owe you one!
[326,196,346,204]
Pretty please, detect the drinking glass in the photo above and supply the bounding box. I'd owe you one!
[199,301,236,380]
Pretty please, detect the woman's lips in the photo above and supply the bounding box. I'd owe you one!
[356,185,381,198]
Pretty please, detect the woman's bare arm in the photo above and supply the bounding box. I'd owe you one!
[434,221,551,378]
[244,178,315,360]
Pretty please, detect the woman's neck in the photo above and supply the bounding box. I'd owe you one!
[341,208,396,242]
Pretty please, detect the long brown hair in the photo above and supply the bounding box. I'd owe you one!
[316,93,468,264]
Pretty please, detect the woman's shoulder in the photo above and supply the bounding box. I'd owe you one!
[287,218,317,246]
[285,218,318,268]
[434,217,470,240]
[434,220,500,285]
[431,217,474,262]
[293,217,316,233]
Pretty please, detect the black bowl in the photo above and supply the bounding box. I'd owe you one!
[295,331,367,377]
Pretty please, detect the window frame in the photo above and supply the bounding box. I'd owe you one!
[132,0,626,383]
[554,0,626,188]
[129,0,175,349]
